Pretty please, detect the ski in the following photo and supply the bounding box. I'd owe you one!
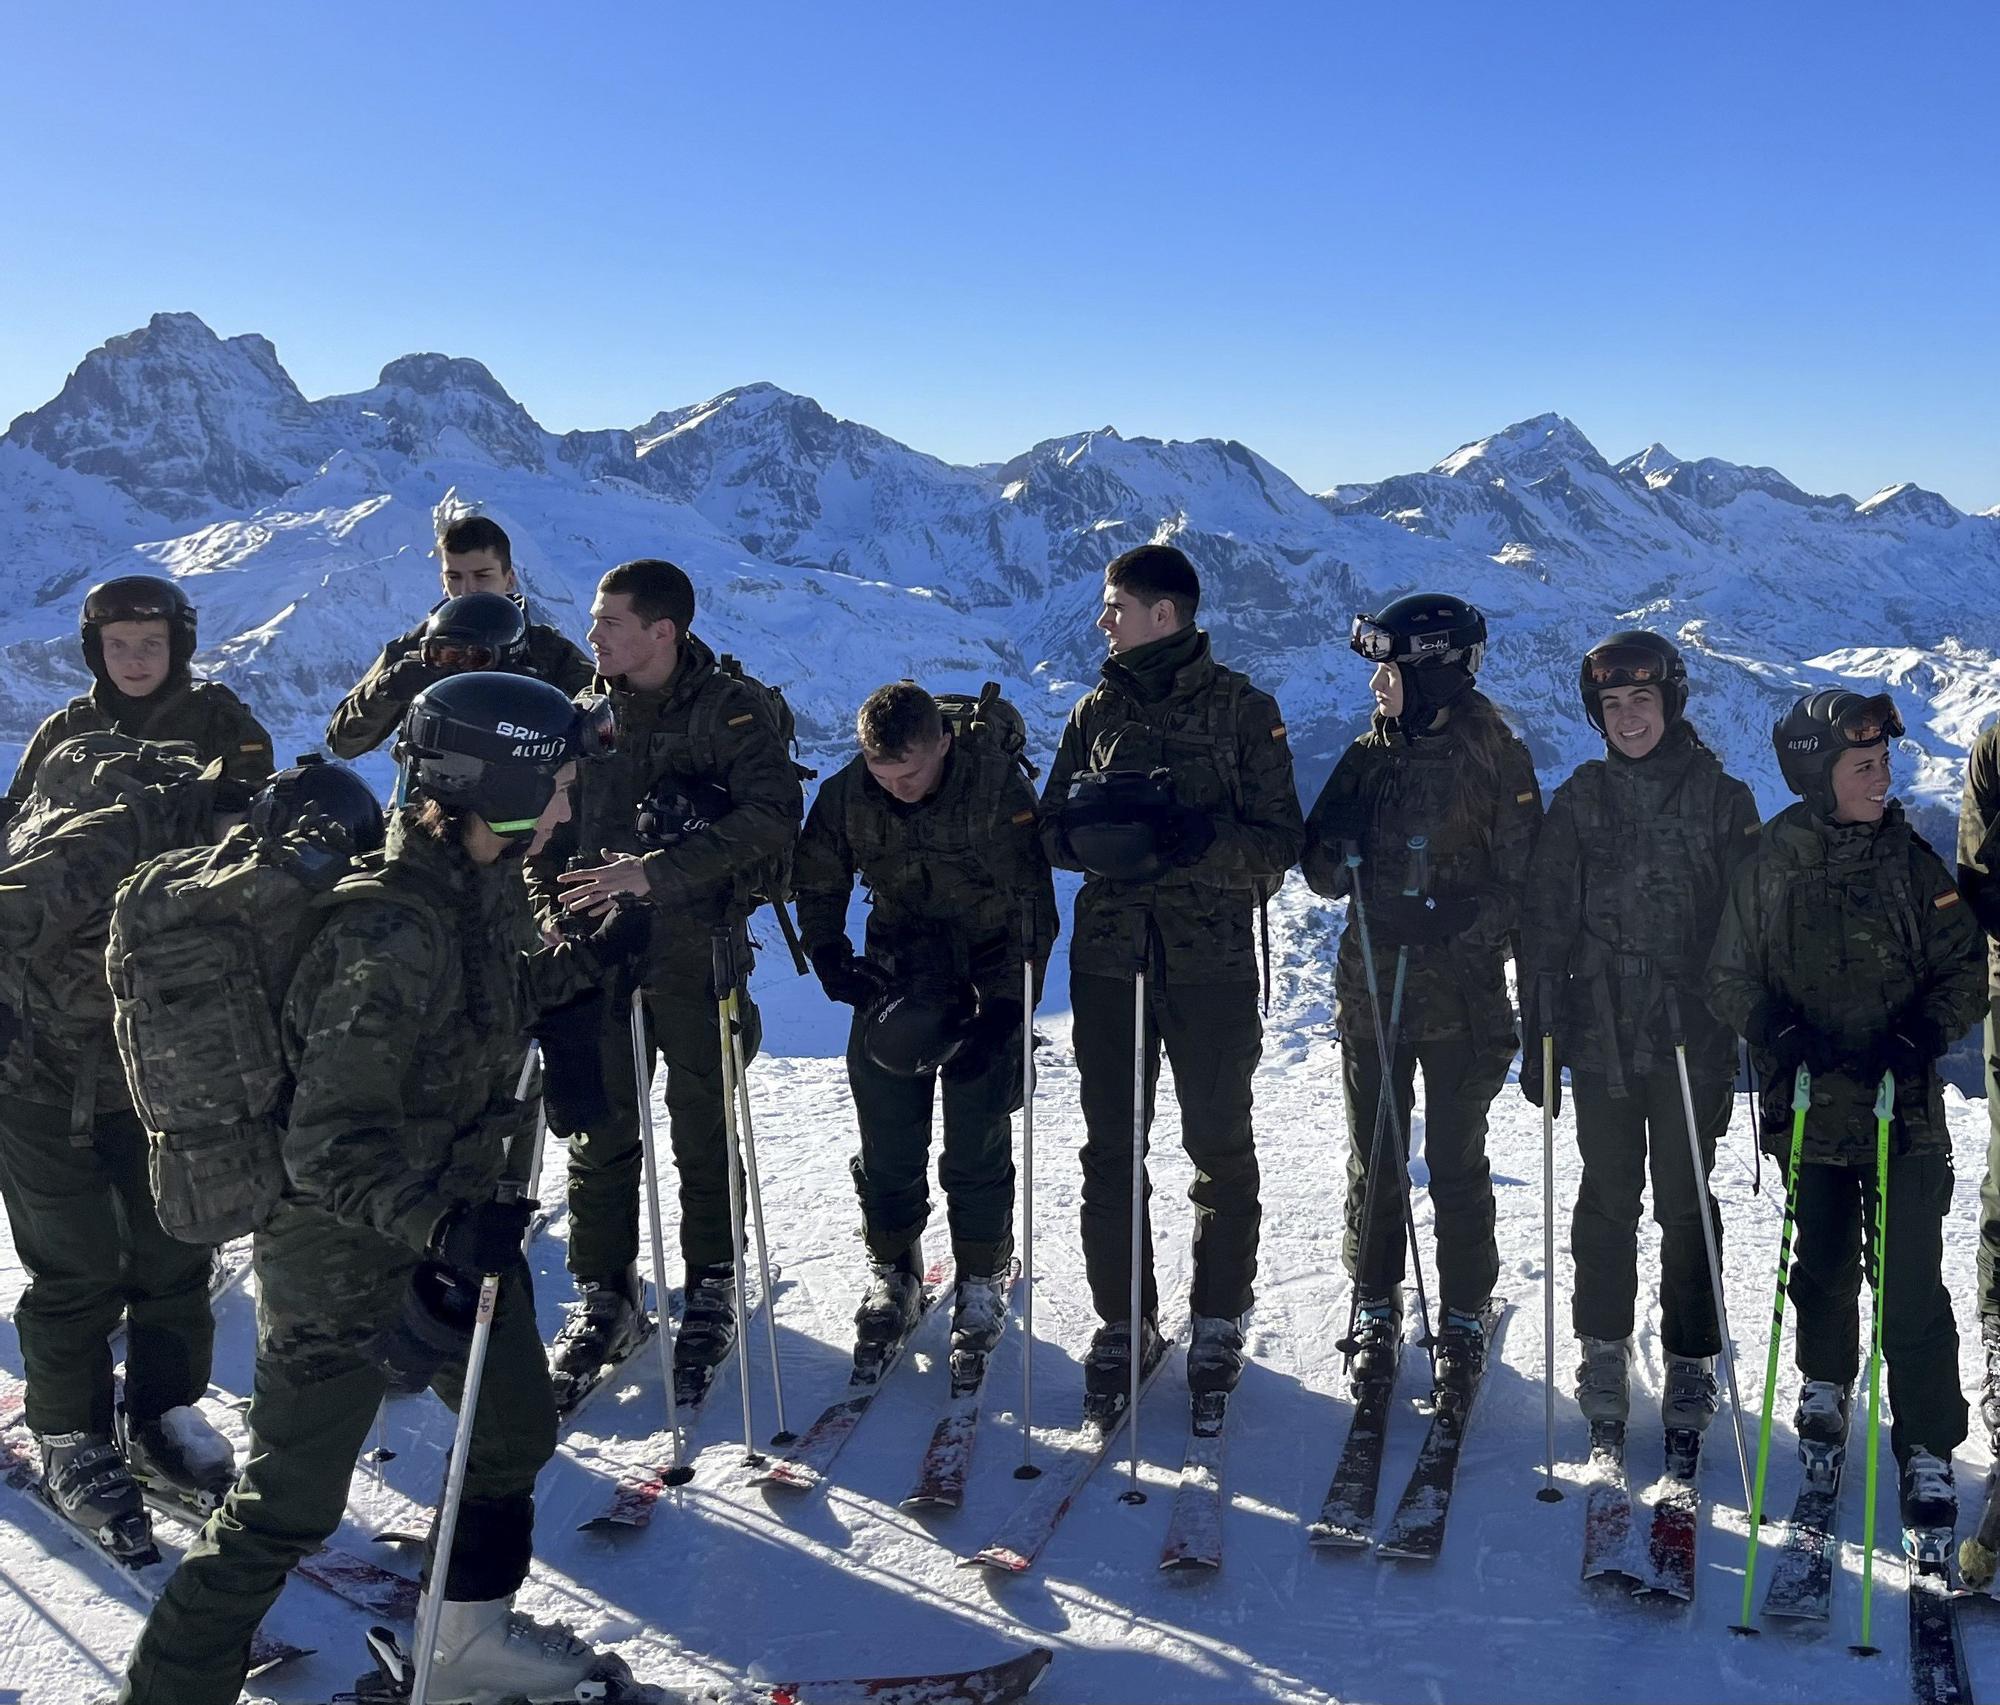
[1307,1377,1394,1549]
[753,1260,950,1496]
[319,1629,1053,1704]
[1631,1427,1701,1602]
[1908,1551,1972,1705]
[902,1261,1023,1511]
[1579,1423,1645,1586]
[1374,1300,1511,1562]
[963,1327,1177,1575]
[0,1425,311,1675]
[1158,1387,1229,1572]
[1760,1416,1851,1621]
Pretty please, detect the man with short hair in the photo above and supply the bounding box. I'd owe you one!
[324,514,593,759]
[5,576,272,816]
[527,558,803,1405]
[795,682,1056,1366]
[1042,543,1304,1414]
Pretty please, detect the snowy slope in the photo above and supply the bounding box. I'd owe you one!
[3,875,1997,1704]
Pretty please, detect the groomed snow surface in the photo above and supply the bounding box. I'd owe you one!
[2,877,1994,1703]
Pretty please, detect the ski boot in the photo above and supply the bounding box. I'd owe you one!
[1794,1378,1850,1491]
[1342,1287,1403,1392]
[120,1404,236,1518]
[852,1258,923,1382]
[1432,1304,1490,1411]
[366,1596,652,1704]
[548,1265,648,1413]
[39,1431,157,1564]
[1187,1313,1247,1397]
[671,1262,739,1404]
[1660,1353,1716,1477]
[1083,1315,1165,1427]
[946,1268,1008,1393]
[1575,1336,1630,1462]
[1901,1447,1958,1564]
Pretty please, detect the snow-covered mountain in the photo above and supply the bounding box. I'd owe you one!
[4,313,1998,848]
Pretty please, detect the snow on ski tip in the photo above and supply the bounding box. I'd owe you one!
[1373,1300,1511,1563]
[1158,1386,1229,1572]
[902,1260,1023,1512]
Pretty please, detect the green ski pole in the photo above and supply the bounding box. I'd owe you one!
[1851,1069,1894,1658]
[1732,1062,1811,1634]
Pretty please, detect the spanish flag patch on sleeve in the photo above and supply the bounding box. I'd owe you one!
[727,713,755,728]
[1271,724,1287,740]
[1937,890,1962,910]
[1516,790,1535,805]
[1012,809,1035,825]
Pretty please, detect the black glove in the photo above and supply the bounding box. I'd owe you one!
[533,991,611,1134]
[1745,998,1840,1081]
[1519,1041,1561,1116]
[811,945,890,1009]
[1879,1014,1946,1081]
[1157,804,1218,868]
[956,996,1025,1069]
[578,900,652,995]
[383,652,446,698]
[1371,892,1479,949]
[429,1195,536,1278]
[1311,791,1370,850]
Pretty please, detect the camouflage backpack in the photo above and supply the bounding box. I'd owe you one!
[933,681,1039,780]
[107,825,425,1245]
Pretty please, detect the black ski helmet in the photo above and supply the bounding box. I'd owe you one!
[635,776,729,848]
[1773,688,1903,816]
[420,592,530,674]
[862,974,980,1077]
[1059,767,1177,882]
[80,575,198,682]
[394,673,587,838]
[250,754,386,857]
[1580,630,1688,735]
[1350,593,1487,672]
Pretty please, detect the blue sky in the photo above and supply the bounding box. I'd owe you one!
[3,2,1994,507]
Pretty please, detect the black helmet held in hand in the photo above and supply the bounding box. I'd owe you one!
[80,575,198,679]
[1580,630,1688,734]
[394,672,585,836]
[1060,767,1177,882]
[862,974,980,1077]
[249,754,386,857]
[636,776,730,848]
[421,592,530,673]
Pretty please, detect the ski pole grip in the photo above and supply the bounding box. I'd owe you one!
[1663,983,1686,1047]
[1342,837,1362,869]
[512,1042,539,1103]
[1792,1064,1812,1110]
[1536,971,1559,1038]
[710,930,736,999]
[1875,1070,1895,1120]
[1403,834,1430,899]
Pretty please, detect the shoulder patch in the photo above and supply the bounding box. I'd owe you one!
[1515,790,1536,805]
[1011,808,1035,825]
[1271,723,1287,740]
[240,741,267,753]
[1744,821,1762,836]
[727,713,755,728]
[1936,890,1962,909]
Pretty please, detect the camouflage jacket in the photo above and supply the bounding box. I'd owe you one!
[6,677,272,810]
[1706,801,1984,1163]
[795,743,1058,1005]
[1519,726,1761,1092]
[0,782,219,1121]
[1954,717,2000,991]
[525,631,803,969]
[324,613,594,760]
[1302,703,1543,1051]
[1039,628,1304,986]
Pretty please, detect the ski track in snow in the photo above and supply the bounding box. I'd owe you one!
[2,878,1996,1704]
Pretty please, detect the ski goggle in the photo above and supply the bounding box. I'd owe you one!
[572,692,618,761]
[1350,615,1467,664]
[1583,644,1677,689]
[421,637,507,671]
[1835,694,1903,746]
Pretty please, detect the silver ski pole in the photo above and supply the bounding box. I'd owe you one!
[1664,985,1752,1511]
[512,1042,546,1217]
[724,957,792,1445]
[1537,1008,1562,1504]
[1120,959,1149,1507]
[630,991,687,1483]
[710,936,761,1464]
[1016,937,1041,1480]
[408,1177,520,1705]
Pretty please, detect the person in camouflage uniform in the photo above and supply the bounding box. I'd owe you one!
[324,514,594,760]
[1708,687,1982,1533]
[526,558,803,1403]
[0,735,247,1557]
[795,681,1057,1363]
[1042,545,1303,1408]
[1302,593,1541,1400]
[1952,713,2000,1445]
[3,575,272,821]
[1518,631,1761,1447]
[118,674,648,1705]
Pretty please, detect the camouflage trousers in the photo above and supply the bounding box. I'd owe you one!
[0,1095,212,1436]
[564,959,761,1280]
[119,1231,554,1705]
[846,1007,1019,1279]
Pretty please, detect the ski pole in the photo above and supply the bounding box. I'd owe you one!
[1017,919,1041,1480]
[710,937,762,1464]
[1852,1069,1893,1658]
[1340,837,1437,1375]
[1537,1004,1561,1505]
[409,1178,521,1705]
[720,938,792,1445]
[1733,1063,1811,1634]
[631,991,688,1484]
[1119,957,1149,1507]
[1663,985,1752,1512]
